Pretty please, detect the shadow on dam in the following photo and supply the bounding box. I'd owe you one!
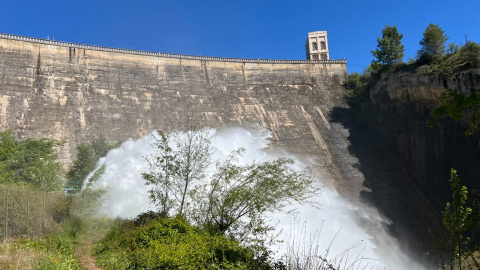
[329,105,441,267]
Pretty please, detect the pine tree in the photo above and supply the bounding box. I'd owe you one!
[371,25,405,68]
[417,23,448,64]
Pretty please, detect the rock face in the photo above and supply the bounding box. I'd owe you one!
[370,68,480,208]
[0,35,354,189]
[342,68,480,256]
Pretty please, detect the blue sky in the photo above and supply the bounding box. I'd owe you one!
[1,0,479,73]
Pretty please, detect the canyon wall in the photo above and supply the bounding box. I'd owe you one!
[337,67,480,256]
[369,68,480,208]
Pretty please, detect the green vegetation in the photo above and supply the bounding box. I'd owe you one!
[143,129,213,217]
[428,89,480,135]
[195,148,318,241]
[346,23,480,134]
[459,41,480,69]
[0,132,119,269]
[0,130,63,191]
[0,184,66,240]
[417,23,448,65]
[65,135,119,193]
[346,23,480,99]
[0,217,84,270]
[431,169,480,269]
[371,25,405,69]
[143,128,319,248]
[95,214,270,269]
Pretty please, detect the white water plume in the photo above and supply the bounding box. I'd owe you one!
[85,126,424,270]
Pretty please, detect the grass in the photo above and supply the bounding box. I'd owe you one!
[0,217,86,270]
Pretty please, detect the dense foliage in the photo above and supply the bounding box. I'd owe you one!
[143,130,212,217]
[371,25,405,68]
[0,130,63,191]
[142,128,319,249]
[95,214,271,269]
[428,89,480,135]
[417,23,448,65]
[431,169,480,269]
[458,41,480,69]
[65,135,119,192]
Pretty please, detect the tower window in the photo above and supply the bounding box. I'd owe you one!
[312,42,318,51]
[320,41,326,50]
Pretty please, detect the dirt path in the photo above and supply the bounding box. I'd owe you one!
[74,229,106,270]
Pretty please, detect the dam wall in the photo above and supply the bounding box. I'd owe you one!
[0,33,349,179]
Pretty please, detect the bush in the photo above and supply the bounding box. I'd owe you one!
[53,196,74,223]
[458,41,480,69]
[95,215,271,269]
[0,130,63,191]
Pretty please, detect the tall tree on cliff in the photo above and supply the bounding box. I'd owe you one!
[417,23,448,64]
[371,25,405,68]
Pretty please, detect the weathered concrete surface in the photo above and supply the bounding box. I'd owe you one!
[0,37,352,187]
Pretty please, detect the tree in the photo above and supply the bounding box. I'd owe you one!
[194,148,319,245]
[142,129,320,246]
[417,23,448,64]
[433,169,480,269]
[428,89,480,136]
[371,25,405,68]
[0,130,63,191]
[65,136,119,192]
[459,41,480,69]
[65,145,96,190]
[143,128,213,217]
[142,131,177,216]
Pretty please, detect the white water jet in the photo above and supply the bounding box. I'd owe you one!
[85,126,424,270]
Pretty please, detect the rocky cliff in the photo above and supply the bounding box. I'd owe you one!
[339,67,480,256]
[371,68,480,208]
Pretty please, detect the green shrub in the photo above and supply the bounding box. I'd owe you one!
[65,135,120,194]
[64,216,84,239]
[0,219,84,270]
[96,215,271,269]
[458,41,480,69]
[34,231,82,270]
[0,130,63,191]
[53,196,74,223]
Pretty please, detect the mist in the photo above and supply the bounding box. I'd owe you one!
[84,126,424,270]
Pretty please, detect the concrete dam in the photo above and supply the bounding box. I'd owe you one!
[0,33,430,267]
[0,33,354,187]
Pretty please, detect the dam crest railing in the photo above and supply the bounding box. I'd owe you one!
[0,32,346,64]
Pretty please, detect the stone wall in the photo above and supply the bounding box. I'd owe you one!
[0,35,350,187]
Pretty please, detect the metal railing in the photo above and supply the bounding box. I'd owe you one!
[0,32,347,64]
